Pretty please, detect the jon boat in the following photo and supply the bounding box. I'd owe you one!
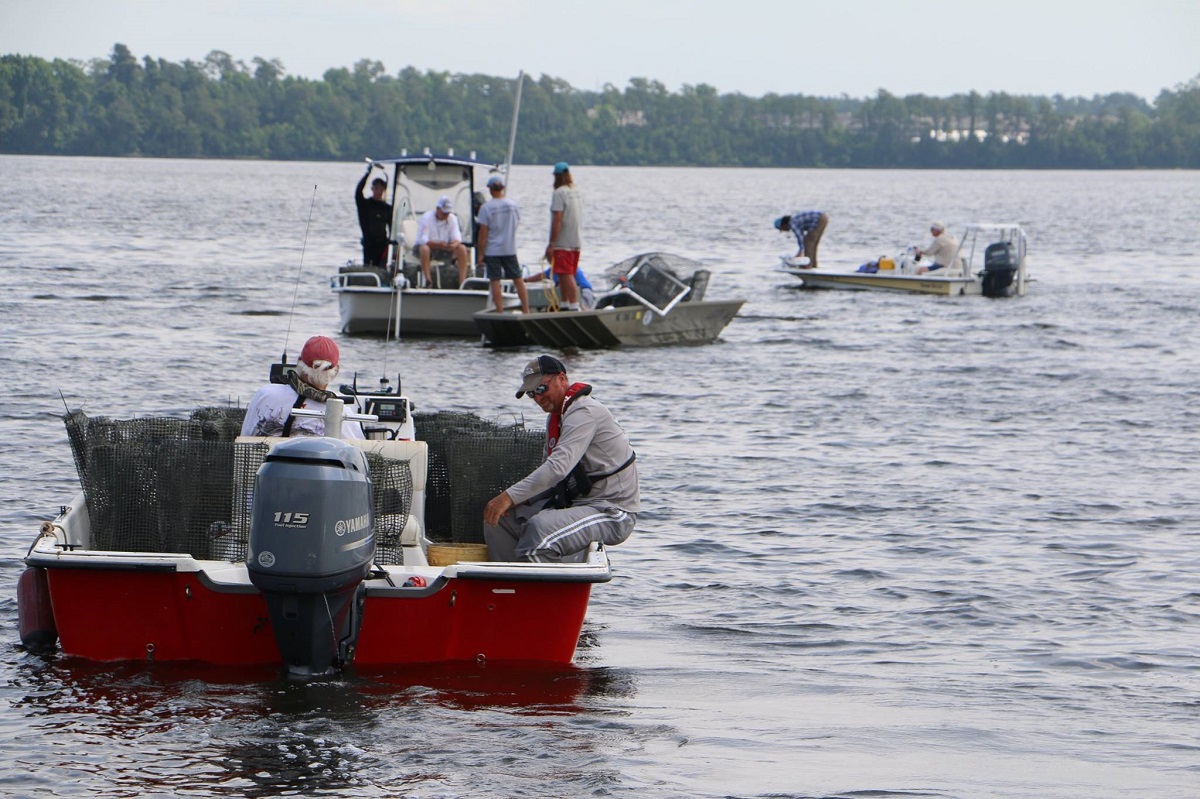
[779,223,1030,297]
[17,366,610,676]
[474,252,745,349]
[331,150,552,336]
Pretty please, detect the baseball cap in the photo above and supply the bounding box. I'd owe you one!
[773,216,787,230]
[299,335,339,370]
[436,196,453,212]
[930,221,945,232]
[515,354,566,398]
[487,175,505,188]
[553,161,570,174]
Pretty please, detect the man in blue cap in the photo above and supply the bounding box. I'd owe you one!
[545,162,584,310]
[774,210,829,269]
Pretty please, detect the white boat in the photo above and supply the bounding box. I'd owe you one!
[17,362,611,676]
[331,151,552,336]
[779,223,1030,297]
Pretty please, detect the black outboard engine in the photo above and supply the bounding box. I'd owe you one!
[981,242,1019,298]
[247,437,375,678]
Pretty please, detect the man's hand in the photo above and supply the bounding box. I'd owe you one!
[483,491,514,527]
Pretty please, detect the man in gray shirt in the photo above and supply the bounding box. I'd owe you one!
[544,162,584,310]
[476,174,530,313]
[484,355,639,562]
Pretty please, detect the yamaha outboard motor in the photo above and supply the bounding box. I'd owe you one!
[981,242,1019,298]
[247,437,375,678]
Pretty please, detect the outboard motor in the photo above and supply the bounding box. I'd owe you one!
[247,437,375,678]
[981,242,1019,297]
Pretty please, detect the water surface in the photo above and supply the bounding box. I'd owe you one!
[1,156,1198,798]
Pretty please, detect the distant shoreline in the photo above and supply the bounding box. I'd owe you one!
[2,49,1197,169]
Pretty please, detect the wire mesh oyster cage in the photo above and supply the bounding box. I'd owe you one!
[600,252,711,314]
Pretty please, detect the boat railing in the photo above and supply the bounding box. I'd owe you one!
[333,266,390,289]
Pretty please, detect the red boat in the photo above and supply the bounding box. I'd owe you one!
[18,379,611,676]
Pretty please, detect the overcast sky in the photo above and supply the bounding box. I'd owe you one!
[2,0,1197,100]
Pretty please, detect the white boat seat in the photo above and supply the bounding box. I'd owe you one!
[398,218,419,255]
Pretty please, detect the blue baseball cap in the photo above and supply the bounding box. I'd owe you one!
[773,216,787,230]
[553,161,570,174]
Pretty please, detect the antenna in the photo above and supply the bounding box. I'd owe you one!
[504,71,525,183]
[282,185,319,363]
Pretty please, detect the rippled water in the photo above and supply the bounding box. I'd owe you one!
[1,155,1199,798]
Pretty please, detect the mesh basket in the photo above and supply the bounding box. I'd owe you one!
[414,411,544,543]
[602,252,702,311]
[65,412,245,555]
[362,450,414,566]
[65,407,413,564]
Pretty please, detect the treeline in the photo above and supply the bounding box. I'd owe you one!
[2,44,1198,168]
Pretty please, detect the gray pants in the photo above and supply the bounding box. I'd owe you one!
[484,499,636,563]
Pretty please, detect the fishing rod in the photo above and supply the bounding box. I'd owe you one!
[279,184,320,371]
[263,183,319,386]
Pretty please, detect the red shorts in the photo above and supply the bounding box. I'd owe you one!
[551,249,580,275]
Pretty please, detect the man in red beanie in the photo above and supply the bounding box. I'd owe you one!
[240,336,364,439]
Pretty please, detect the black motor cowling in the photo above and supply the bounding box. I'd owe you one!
[247,437,375,677]
[981,241,1019,298]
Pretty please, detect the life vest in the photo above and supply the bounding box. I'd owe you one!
[546,382,591,455]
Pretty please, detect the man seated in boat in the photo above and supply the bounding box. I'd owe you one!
[414,195,469,288]
[240,336,364,439]
[483,355,638,562]
[915,222,962,274]
[774,210,829,269]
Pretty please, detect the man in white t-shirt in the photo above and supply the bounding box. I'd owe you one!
[414,195,469,287]
[240,336,364,439]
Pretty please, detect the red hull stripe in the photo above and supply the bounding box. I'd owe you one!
[44,568,592,666]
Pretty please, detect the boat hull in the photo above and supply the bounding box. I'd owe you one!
[783,269,984,295]
[38,560,596,666]
[475,299,744,348]
[338,286,495,336]
[336,283,552,336]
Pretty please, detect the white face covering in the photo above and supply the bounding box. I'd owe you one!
[296,360,339,390]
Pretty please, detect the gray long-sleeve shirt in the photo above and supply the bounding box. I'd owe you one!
[506,394,640,512]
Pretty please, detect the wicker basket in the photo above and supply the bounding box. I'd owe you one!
[427,543,490,566]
